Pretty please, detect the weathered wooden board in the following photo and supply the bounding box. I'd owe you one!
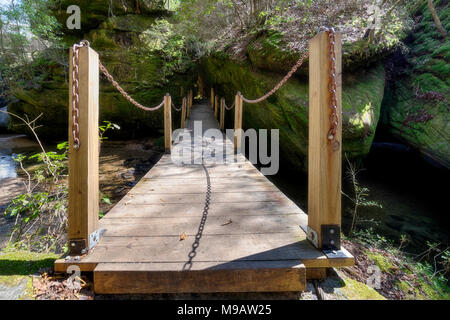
[81,233,328,267]
[104,202,303,219]
[94,262,306,293]
[99,214,306,236]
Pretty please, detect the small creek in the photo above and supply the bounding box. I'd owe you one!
[268,141,449,253]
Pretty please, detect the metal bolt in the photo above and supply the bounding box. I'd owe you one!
[71,242,76,247]
[330,229,335,234]
[330,240,335,245]
[75,256,80,261]
[81,249,87,254]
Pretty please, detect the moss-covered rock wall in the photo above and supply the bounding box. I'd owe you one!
[8,0,197,140]
[200,51,385,169]
[381,0,449,168]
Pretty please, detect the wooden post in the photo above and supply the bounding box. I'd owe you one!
[210,88,214,110]
[181,98,187,129]
[220,98,225,130]
[164,94,172,153]
[188,89,192,118]
[68,46,99,255]
[307,31,342,250]
[214,95,219,119]
[234,93,243,153]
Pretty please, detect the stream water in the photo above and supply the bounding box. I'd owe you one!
[0,133,448,253]
[268,140,449,253]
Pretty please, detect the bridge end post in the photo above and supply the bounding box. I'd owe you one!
[211,88,214,110]
[68,46,100,255]
[164,94,172,153]
[307,31,342,250]
[234,93,243,154]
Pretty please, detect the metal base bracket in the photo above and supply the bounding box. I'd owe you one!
[321,225,340,250]
[301,225,319,249]
[69,228,105,255]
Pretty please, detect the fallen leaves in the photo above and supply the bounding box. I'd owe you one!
[32,271,94,300]
[180,232,187,241]
[221,218,233,226]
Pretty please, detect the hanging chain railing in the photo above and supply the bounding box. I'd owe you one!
[237,50,309,104]
[70,40,189,150]
[99,61,165,112]
[71,27,338,150]
[222,98,235,110]
[171,97,186,112]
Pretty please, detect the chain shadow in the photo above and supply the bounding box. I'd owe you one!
[182,163,211,271]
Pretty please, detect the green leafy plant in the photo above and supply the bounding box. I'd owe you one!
[1,110,119,253]
[99,121,120,141]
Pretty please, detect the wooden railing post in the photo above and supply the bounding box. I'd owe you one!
[234,93,243,153]
[307,31,342,250]
[214,95,219,119]
[68,45,100,255]
[219,98,225,130]
[164,94,172,153]
[210,88,214,110]
[188,89,192,118]
[181,98,187,129]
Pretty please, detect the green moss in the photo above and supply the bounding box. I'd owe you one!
[366,251,395,272]
[9,7,197,141]
[200,54,384,169]
[340,278,386,300]
[109,15,156,32]
[381,0,450,167]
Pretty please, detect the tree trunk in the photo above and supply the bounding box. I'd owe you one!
[427,0,447,38]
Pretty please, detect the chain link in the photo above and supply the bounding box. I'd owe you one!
[171,97,186,112]
[222,98,235,110]
[324,27,339,150]
[99,61,164,112]
[71,40,90,150]
[238,50,309,104]
[73,29,339,150]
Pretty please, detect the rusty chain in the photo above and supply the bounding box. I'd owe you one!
[325,27,339,147]
[99,61,164,112]
[171,97,187,112]
[73,27,339,150]
[238,50,309,104]
[71,40,90,150]
[222,98,235,110]
[237,27,339,150]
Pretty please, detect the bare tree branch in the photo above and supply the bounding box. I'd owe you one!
[427,0,447,38]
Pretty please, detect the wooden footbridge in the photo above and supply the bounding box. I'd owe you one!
[55,30,354,294]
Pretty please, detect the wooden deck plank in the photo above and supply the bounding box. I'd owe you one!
[94,262,306,293]
[118,191,296,205]
[99,214,306,236]
[81,232,330,267]
[104,202,303,218]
